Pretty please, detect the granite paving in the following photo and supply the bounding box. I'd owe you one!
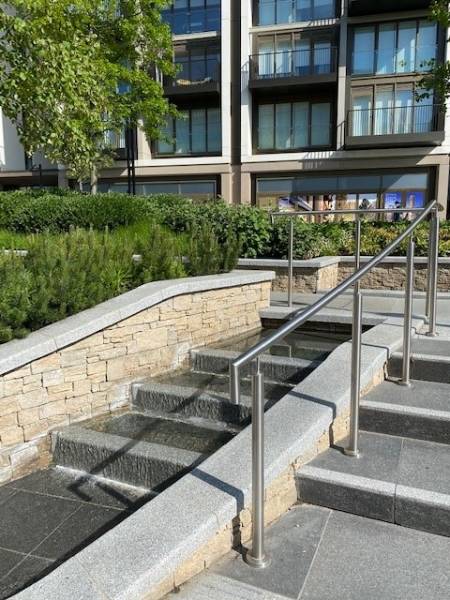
[0,467,152,599]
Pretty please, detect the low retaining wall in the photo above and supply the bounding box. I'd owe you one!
[0,270,274,484]
[238,257,450,293]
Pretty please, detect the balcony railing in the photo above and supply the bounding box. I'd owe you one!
[250,47,337,82]
[256,0,336,25]
[348,104,442,138]
[162,7,220,35]
[351,45,437,77]
[164,56,220,90]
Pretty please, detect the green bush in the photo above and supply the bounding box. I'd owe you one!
[0,223,240,342]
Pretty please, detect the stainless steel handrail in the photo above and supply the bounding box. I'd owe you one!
[270,206,436,308]
[232,200,439,569]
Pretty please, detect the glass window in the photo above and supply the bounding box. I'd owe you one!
[293,102,309,148]
[353,27,375,74]
[417,21,437,71]
[396,21,416,73]
[258,105,275,149]
[207,108,221,152]
[314,41,332,74]
[276,103,292,149]
[158,119,174,154]
[374,87,394,135]
[314,0,334,19]
[351,91,372,136]
[311,103,331,145]
[377,24,396,75]
[259,0,275,25]
[191,109,205,153]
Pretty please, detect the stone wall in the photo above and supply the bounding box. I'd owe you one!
[238,258,450,293]
[0,275,272,485]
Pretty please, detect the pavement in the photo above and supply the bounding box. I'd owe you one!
[0,468,151,599]
[167,504,450,600]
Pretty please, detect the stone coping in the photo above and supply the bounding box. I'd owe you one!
[11,310,419,600]
[238,256,450,268]
[0,270,275,378]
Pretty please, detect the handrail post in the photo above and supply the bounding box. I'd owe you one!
[230,363,240,405]
[288,218,294,308]
[245,359,270,569]
[427,207,439,337]
[345,286,363,458]
[400,237,415,387]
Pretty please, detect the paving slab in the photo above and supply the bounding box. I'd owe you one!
[214,505,330,599]
[0,556,54,600]
[299,510,450,600]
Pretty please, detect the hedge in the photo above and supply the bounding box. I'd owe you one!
[0,189,449,259]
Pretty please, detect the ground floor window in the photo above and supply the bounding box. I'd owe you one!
[98,179,218,201]
[255,170,429,220]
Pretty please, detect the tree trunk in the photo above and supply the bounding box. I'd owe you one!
[90,165,98,195]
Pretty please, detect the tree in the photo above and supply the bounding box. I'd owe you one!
[420,1,450,102]
[0,0,176,190]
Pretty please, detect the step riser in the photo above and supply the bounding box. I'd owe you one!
[297,475,450,538]
[192,353,316,384]
[389,356,450,384]
[133,388,251,426]
[360,407,450,445]
[53,435,194,491]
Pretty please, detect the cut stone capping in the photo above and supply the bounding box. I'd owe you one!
[10,313,420,600]
[0,270,274,484]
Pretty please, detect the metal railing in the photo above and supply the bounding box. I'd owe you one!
[164,56,220,88]
[250,47,337,80]
[230,201,439,569]
[348,104,443,137]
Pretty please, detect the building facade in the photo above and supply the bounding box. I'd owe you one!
[1,0,449,217]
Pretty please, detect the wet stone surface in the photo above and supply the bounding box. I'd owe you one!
[0,467,152,599]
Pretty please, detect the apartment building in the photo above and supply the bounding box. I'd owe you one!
[1,0,449,217]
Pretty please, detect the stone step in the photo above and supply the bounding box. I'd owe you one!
[192,348,320,384]
[132,371,291,425]
[388,340,450,384]
[52,420,207,491]
[296,431,450,537]
[209,327,345,361]
[360,380,450,444]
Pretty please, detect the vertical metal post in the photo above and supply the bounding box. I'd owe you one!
[345,287,363,458]
[400,237,415,387]
[245,359,270,569]
[230,363,240,405]
[427,208,439,337]
[288,219,294,308]
[345,211,363,457]
[425,213,433,319]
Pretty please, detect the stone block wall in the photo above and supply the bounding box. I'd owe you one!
[337,262,450,291]
[0,280,271,484]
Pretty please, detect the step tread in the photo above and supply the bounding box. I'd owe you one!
[54,424,204,467]
[84,411,237,455]
[361,380,450,416]
[297,431,450,535]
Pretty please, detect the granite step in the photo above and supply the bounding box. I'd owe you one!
[296,431,450,537]
[52,413,231,491]
[191,348,321,384]
[132,371,292,426]
[388,338,450,384]
[360,379,450,444]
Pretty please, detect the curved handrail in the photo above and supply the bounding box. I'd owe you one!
[230,199,438,402]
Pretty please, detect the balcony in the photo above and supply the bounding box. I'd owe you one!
[346,104,444,149]
[348,0,431,16]
[249,47,338,93]
[162,7,220,35]
[164,56,221,97]
[104,128,137,161]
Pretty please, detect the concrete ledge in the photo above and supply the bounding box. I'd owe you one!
[0,270,275,377]
[11,312,415,600]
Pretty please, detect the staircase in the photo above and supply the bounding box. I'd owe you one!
[297,335,450,538]
[52,328,339,494]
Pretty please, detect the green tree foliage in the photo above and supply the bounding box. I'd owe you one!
[420,1,450,101]
[0,0,176,187]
